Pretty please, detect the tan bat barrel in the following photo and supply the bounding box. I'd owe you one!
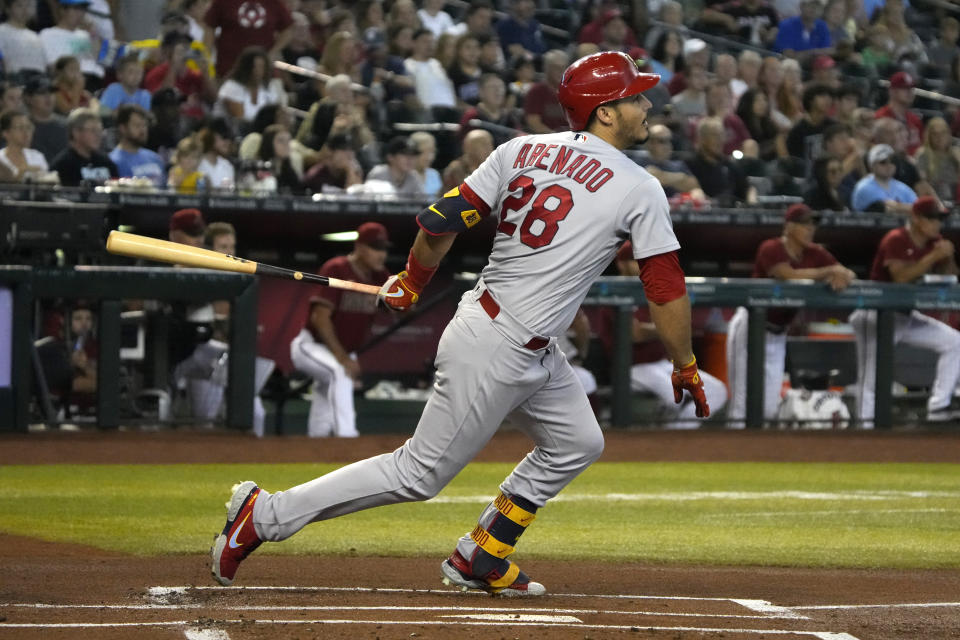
[106,230,258,274]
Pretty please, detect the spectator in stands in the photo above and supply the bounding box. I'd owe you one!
[758,56,793,131]
[182,0,214,49]
[302,132,364,193]
[240,104,316,179]
[850,196,960,425]
[875,71,923,156]
[442,128,493,192]
[732,50,762,103]
[823,0,854,46]
[648,30,683,86]
[198,118,237,191]
[317,31,363,85]
[580,2,637,46]
[387,0,421,32]
[23,77,67,165]
[143,31,214,121]
[834,85,862,127]
[873,0,927,67]
[167,135,207,193]
[700,0,779,47]
[821,123,862,186]
[40,0,104,87]
[669,64,708,119]
[417,0,455,38]
[0,0,48,79]
[0,82,23,113]
[296,74,376,170]
[851,143,917,213]
[109,105,166,187]
[643,0,685,52]
[727,205,854,426]
[217,46,286,127]
[410,130,442,198]
[596,8,634,55]
[204,0,293,77]
[913,117,960,204]
[458,73,523,146]
[668,38,709,96]
[364,134,423,195]
[809,55,839,89]
[804,155,848,211]
[450,0,494,40]
[360,26,417,112]
[258,124,302,193]
[290,221,391,437]
[357,0,386,36]
[639,123,706,201]
[478,33,506,74]
[774,0,832,61]
[281,11,322,75]
[497,0,546,62]
[100,54,152,112]
[704,78,751,155]
[147,88,190,161]
[447,34,483,109]
[860,23,894,75]
[523,49,569,133]
[52,56,92,115]
[687,117,755,207]
[50,108,117,186]
[786,84,836,167]
[736,88,785,161]
[605,242,727,426]
[872,116,930,197]
[713,53,738,95]
[0,109,49,181]
[404,28,457,119]
[926,17,959,78]
[777,58,805,125]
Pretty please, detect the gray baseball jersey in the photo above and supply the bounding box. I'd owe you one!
[467,131,680,337]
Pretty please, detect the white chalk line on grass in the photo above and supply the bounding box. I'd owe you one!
[701,508,957,519]
[0,618,862,638]
[428,490,960,504]
[2,602,802,620]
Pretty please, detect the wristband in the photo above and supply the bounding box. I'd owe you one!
[673,356,697,370]
[405,251,437,292]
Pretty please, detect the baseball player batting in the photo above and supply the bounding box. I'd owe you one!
[850,196,960,425]
[211,51,709,596]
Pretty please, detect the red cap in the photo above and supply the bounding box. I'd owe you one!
[356,221,391,250]
[785,203,820,223]
[889,71,915,90]
[616,240,633,262]
[912,195,947,218]
[601,8,624,25]
[812,55,836,71]
[169,208,206,236]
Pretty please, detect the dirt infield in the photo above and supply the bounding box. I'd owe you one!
[1,429,959,639]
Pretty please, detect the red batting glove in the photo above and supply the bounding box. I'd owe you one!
[379,271,420,311]
[671,357,710,418]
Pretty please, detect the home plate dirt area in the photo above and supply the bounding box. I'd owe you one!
[2,430,960,639]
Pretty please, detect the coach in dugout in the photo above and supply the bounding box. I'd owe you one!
[850,196,960,425]
[290,222,391,437]
[726,204,855,426]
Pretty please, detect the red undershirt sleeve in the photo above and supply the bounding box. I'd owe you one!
[636,251,687,304]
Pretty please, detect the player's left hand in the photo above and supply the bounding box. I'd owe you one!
[379,271,420,311]
[671,357,710,418]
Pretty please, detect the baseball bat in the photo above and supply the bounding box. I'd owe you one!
[105,230,382,296]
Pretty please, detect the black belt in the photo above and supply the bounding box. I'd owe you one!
[478,290,550,350]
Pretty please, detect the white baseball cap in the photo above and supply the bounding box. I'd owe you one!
[867,144,895,168]
[683,38,707,57]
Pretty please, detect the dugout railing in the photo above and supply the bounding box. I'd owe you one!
[0,266,259,433]
[585,277,960,430]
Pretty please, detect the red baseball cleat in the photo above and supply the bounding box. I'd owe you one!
[211,481,262,586]
[440,549,546,597]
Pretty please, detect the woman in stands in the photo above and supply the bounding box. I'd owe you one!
[216,47,285,128]
[913,117,960,203]
[259,124,303,194]
[648,29,683,86]
[804,156,849,212]
[447,34,483,109]
[735,89,785,161]
[0,110,49,181]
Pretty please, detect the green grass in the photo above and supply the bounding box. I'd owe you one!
[2,462,959,569]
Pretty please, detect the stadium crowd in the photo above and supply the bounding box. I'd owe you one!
[0,0,954,212]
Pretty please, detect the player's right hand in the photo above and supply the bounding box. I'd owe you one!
[379,271,420,311]
[671,357,710,418]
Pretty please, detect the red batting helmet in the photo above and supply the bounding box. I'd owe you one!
[557,51,660,131]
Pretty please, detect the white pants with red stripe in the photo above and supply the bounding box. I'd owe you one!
[850,309,960,424]
[289,329,358,438]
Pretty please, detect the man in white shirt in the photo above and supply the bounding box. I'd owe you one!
[417,0,456,38]
[404,28,457,113]
[39,0,104,82]
[0,0,47,77]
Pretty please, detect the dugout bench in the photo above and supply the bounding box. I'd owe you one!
[585,277,960,430]
[0,266,259,432]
